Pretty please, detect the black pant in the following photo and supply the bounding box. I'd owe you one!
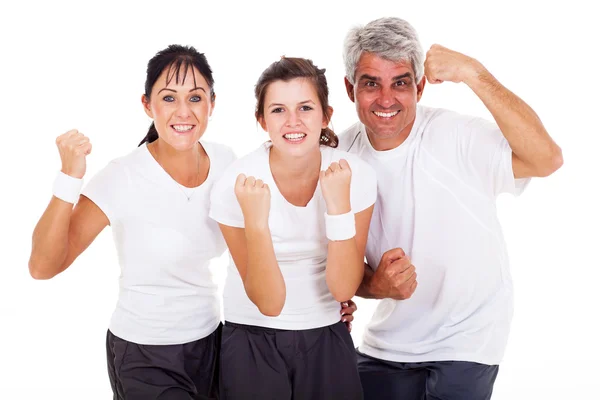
[219,321,363,400]
[357,350,499,400]
[106,325,221,400]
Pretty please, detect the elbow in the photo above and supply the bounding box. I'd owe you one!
[538,147,564,177]
[329,285,359,303]
[28,259,57,280]
[257,303,284,317]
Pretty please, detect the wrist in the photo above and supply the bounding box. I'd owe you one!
[325,201,351,216]
[463,59,490,88]
[324,210,355,241]
[53,171,83,204]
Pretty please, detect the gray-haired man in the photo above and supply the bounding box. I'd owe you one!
[339,17,562,400]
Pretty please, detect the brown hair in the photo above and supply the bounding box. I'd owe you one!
[254,57,338,148]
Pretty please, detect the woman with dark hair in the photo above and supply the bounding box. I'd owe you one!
[209,57,375,399]
[29,45,235,399]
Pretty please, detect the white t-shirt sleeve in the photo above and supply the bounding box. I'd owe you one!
[209,167,245,228]
[81,160,128,223]
[347,155,378,213]
[427,111,530,198]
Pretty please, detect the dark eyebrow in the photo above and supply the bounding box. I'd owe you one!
[358,74,379,82]
[392,73,413,80]
[157,87,207,94]
[268,99,316,108]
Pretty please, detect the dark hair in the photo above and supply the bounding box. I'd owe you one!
[138,45,215,146]
[254,57,338,148]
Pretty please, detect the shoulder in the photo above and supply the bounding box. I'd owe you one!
[337,122,363,153]
[213,144,269,187]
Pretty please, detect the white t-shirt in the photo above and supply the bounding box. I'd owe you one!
[209,143,377,330]
[339,105,530,365]
[82,140,237,345]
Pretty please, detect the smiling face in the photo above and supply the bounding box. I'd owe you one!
[142,65,214,151]
[258,78,330,158]
[345,52,425,150]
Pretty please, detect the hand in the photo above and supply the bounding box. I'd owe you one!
[320,159,352,215]
[234,174,271,229]
[340,299,357,332]
[424,44,483,85]
[370,248,417,300]
[56,129,92,179]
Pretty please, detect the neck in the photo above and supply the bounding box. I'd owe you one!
[269,145,322,182]
[366,117,416,151]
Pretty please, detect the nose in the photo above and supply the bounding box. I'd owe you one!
[285,110,301,127]
[176,100,192,118]
[378,86,395,109]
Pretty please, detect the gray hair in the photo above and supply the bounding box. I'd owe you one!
[343,17,425,84]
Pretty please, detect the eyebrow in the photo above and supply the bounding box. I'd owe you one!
[158,87,207,94]
[358,72,413,82]
[268,100,316,108]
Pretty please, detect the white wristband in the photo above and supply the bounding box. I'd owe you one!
[324,211,356,241]
[52,171,83,204]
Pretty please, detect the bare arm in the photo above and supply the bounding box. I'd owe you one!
[29,130,108,279]
[326,205,372,302]
[29,195,108,279]
[425,44,563,178]
[219,224,286,316]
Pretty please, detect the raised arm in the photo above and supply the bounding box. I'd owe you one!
[424,44,563,178]
[320,159,371,302]
[219,174,286,317]
[29,130,109,279]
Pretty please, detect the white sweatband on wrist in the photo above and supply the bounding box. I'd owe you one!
[324,211,356,241]
[52,171,83,204]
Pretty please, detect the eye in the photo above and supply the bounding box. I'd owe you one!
[190,95,201,102]
[300,105,313,111]
[365,81,377,87]
[163,95,175,102]
[394,80,407,87]
[271,107,284,113]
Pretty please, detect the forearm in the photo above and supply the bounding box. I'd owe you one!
[355,263,384,299]
[29,197,74,279]
[326,238,365,302]
[243,225,286,316]
[465,61,563,175]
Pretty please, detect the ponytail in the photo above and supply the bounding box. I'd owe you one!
[138,122,159,146]
[319,127,338,148]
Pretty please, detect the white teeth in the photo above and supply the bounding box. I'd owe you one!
[284,133,306,140]
[173,125,193,132]
[373,111,399,118]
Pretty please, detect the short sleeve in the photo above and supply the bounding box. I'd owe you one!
[81,161,128,223]
[209,167,245,228]
[348,156,377,213]
[426,111,530,198]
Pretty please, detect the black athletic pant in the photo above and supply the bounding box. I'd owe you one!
[357,349,499,400]
[106,325,221,400]
[219,320,363,400]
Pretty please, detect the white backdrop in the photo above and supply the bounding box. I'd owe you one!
[1,0,598,399]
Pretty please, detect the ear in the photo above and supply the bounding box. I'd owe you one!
[209,94,216,116]
[142,94,153,118]
[323,106,334,129]
[257,115,267,132]
[344,77,355,103]
[416,76,426,102]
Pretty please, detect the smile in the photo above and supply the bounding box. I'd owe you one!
[171,124,195,132]
[283,132,306,142]
[372,111,399,118]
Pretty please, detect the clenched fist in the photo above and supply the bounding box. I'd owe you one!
[320,159,351,215]
[424,44,483,85]
[234,174,271,229]
[371,248,417,300]
[56,129,92,179]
